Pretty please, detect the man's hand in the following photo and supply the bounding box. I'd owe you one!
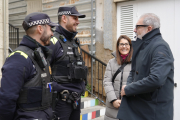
[112,99,121,108]
[121,85,126,96]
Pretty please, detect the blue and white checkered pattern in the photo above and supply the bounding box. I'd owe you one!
[28,18,50,27]
[58,11,71,16]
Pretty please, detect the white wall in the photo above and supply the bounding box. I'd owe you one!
[174,1,180,119]
[117,0,180,119]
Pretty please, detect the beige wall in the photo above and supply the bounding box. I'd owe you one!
[26,0,42,14]
[95,0,113,64]
[97,0,117,63]
[114,0,130,2]
[0,0,9,86]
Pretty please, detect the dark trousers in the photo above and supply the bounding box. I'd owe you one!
[14,108,53,120]
[55,99,81,120]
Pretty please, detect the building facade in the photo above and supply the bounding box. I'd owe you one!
[1,0,180,119]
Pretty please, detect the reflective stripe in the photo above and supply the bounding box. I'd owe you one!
[9,50,28,59]
[50,37,58,45]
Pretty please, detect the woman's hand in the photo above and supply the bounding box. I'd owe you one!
[112,99,121,108]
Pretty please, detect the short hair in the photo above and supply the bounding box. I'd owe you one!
[58,15,69,24]
[26,25,37,35]
[24,24,46,35]
[140,13,160,29]
[58,15,62,24]
[116,35,133,65]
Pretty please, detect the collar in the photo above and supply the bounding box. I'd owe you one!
[55,24,78,40]
[20,35,39,50]
[111,51,116,58]
[142,28,161,41]
[140,28,161,50]
[20,35,51,58]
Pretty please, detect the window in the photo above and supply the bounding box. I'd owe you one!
[117,3,134,40]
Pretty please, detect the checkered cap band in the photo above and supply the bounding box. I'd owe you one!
[28,18,50,27]
[58,11,71,16]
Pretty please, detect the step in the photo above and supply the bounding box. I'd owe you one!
[80,105,105,120]
[81,97,99,109]
[93,116,104,120]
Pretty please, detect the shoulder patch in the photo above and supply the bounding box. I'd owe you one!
[9,50,28,59]
[50,37,58,45]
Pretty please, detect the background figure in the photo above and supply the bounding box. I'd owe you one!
[0,12,58,120]
[103,35,133,120]
[47,6,87,120]
[118,13,174,120]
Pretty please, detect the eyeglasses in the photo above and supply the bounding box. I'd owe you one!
[135,25,149,29]
[119,43,129,47]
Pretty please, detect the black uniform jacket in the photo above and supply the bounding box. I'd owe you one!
[0,35,53,120]
[117,28,174,120]
[47,25,85,94]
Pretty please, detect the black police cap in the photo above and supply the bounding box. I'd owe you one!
[22,12,59,31]
[58,6,86,18]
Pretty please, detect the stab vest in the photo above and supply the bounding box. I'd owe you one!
[51,32,88,84]
[15,46,52,111]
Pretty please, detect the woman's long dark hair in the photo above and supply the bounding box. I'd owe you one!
[116,35,133,65]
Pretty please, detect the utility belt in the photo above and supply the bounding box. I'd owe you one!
[52,90,81,110]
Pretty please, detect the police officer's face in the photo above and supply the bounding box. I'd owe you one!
[40,25,53,46]
[65,15,79,32]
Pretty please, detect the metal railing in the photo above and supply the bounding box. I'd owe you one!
[81,49,107,105]
[9,23,19,50]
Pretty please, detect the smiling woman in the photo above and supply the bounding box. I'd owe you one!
[103,35,133,120]
[116,35,133,65]
[119,39,130,55]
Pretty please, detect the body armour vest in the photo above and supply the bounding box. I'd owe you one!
[15,46,52,111]
[51,32,88,84]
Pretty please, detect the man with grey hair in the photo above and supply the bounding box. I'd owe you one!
[117,13,174,120]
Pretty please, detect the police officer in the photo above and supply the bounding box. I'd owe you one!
[48,6,87,120]
[0,12,58,120]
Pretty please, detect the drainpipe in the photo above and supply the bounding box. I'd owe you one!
[3,0,7,62]
[91,0,94,96]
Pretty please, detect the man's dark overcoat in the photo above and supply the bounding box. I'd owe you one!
[117,28,174,120]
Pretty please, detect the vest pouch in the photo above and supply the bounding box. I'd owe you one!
[74,65,88,80]
[52,64,69,76]
[27,87,42,103]
[18,87,42,104]
[41,86,52,107]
